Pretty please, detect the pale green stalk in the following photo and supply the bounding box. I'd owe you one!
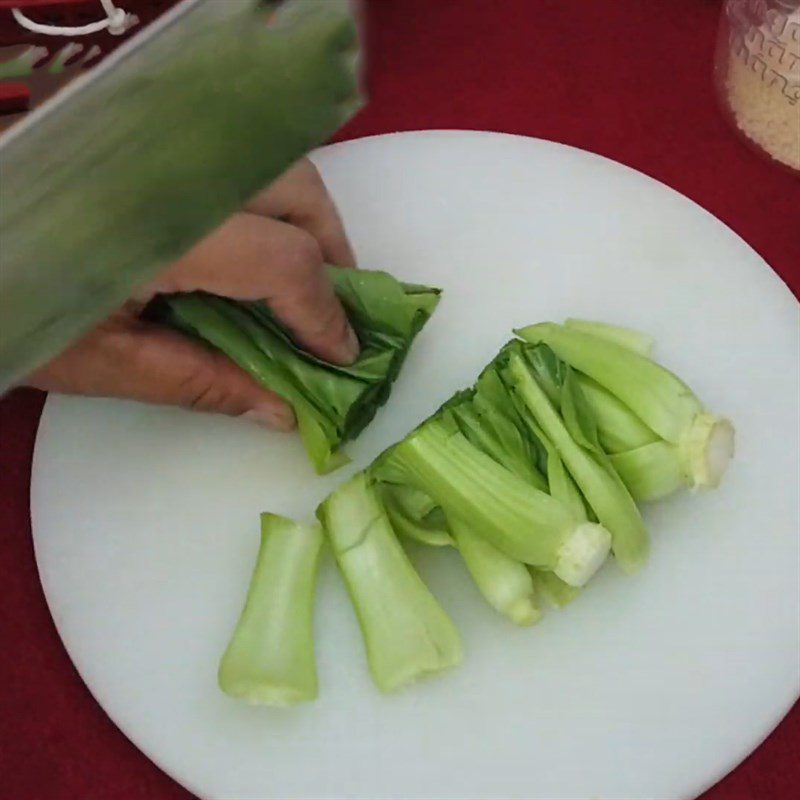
[532,569,581,608]
[517,323,701,444]
[218,514,323,706]
[380,483,453,547]
[318,473,462,693]
[609,442,685,502]
[504,350,649,574]
[564,319,654,356]
[448,515,542,626]
[517,323,735,496]
[574,374,659,454]
[376,421,611,587]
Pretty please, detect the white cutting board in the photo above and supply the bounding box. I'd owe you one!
[31,132,800,800]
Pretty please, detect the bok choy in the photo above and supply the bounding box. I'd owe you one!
[160,267,440,474]
[517,323,735,502]
[317,472,463,692]
[218,514,323,706]
[497,341,650,574]
[219,316,734,704]
[373,413,612,588]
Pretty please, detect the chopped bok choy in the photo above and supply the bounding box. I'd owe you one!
[498,341,649,574]
[374,414,611,587]
[517,323,735,502]
[218,316,734,704]
[317,472,463,692]
[218,514,323,706]
[380,479,542,626]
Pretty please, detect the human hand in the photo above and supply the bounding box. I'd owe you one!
[26,159,358,431]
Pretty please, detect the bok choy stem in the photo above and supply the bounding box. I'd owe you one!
[317,472,462,692]
[375,420,611,587]
[218,514,323,706]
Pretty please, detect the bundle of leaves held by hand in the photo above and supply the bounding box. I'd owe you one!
[159,267,441,473]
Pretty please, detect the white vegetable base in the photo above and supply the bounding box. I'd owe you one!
[31,132,800,800]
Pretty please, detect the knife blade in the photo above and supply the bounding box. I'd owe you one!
[0,0,362,392]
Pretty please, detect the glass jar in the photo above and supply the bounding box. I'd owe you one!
[715,0,800,173]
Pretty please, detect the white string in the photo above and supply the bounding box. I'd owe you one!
[11,1,137,37]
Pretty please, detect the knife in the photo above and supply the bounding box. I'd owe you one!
[0,0,363,392]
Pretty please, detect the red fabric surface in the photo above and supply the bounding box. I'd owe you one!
[0,79,29,111]
[0,1,93,8]
[0,1,797,798]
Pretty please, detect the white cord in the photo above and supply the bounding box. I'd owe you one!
[11,0,137,37]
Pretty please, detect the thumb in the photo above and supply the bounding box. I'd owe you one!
[28,319,296,431]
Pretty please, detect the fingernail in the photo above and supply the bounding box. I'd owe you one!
[241,404,296,432]
[339,325,360,364]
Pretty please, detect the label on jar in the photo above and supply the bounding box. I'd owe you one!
[727,0,800,105]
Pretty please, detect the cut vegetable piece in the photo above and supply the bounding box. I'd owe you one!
[448,515,542,626]
[318,473,462,693]
[681,413,736,491]
[445,392,548,492]
[516,323,702,444]
[535,422,589,522]
[472,357,592,522]
[572,358,734,498]
[564,319,655,357]
[380,483,453,547]
[575,373,659,454]
[502,348,649,574]
[432,378,595,603]
[218,514,323,707]
[375,419,611,586]
[610,442,685,503]
[532,569,581,608]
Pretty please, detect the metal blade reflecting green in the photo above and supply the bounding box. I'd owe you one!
[0,0,362,392]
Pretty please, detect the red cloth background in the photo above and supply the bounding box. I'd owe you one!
[0,1,798,798]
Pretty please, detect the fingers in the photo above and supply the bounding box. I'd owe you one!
[27,316,296,431]
[246,158,357,268]
[158,213,359,365]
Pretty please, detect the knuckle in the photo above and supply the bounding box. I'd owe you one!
[282,229,324,277]
[177,361,234,413]
[312,296,346,337]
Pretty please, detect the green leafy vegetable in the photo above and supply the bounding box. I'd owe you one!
[448,514,542,626]
[380,480,539,625]
[218,513,323,707]
[374,414,611,587]
[518,323,735,501]
[161,266,440,473]
[440,370,591,616]
[380,483,453,547]
[532,569,581,608]
[574,374,659,454]
[317,472,463,693]
[518,323,699,444]
[499,342,649,574]
[564,319,654,356]
[223,317,735,705]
